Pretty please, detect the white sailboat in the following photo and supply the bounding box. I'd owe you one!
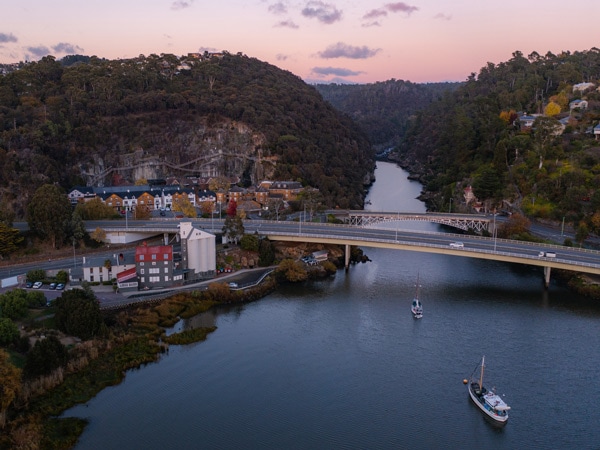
[411,273,423,319]
[466,356,510,423]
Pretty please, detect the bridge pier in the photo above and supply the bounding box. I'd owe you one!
[543,266,551,288]
[345,244,350,272]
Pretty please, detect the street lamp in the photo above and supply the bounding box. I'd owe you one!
[72,238,76,269]
[561,216,565,236]
[449,198,453,213]
[493,212,497,252]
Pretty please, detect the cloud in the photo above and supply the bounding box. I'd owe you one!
[317,42,380,59]
[385,2,418,15]
[302,1,342,24]
[433,13,452,21]
[52,42,84,54]
[274,20,299,29]
[171,1,193,10]
[0,32,18,43]
[268,2,288,15]
[26,45,51,59]
[312,66,364,77]
[363,9,387,20]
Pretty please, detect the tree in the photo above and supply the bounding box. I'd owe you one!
[575,223,589,247]
[0,349,21,429]
[208,176,231,192]
[54,288,104,340]
[0,318,19,346]
[226,199,237,217]
[544,101,561,116]
[258,238,275,266]
[133,206,151,220]
[90,227,106,243]
[240,234,259,252]
[74,197,117,220]
[26,184,72,249]
[26,269,46,282]
[222,215,244,244]
[23,335,68,379]
[0,222,23,258]
[172,196,197,218]
[497,213,531,238]
[0,290,29,320]
[275,259,308,282]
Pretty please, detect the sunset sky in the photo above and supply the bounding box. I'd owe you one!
[1,0,598,84]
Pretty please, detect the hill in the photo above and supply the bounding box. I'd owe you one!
[392,49,600,241]
[0,52,375,219]
[315,80,460,152]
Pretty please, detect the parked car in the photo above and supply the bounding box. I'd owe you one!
[26,281,33,288]
[449,242,464,248]
[33,281,43,289]
[56,283,65,290]
[228,282,238,288]
[49,283,57,290]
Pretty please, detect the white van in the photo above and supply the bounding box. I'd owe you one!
[538,251,556,258]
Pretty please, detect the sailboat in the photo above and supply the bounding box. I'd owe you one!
[465,356,510,423]
[411,273,423,319]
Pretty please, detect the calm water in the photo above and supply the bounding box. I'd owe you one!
[64,162,600,450]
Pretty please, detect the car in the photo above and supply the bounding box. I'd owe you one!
[46,299,53,307]
[538,251,556,258]
[228,282,238,288]
[26,281,33,288]
[49,283,57,290]
[56,283,65,290]
[449,242,464,248]
[32,281,43,289]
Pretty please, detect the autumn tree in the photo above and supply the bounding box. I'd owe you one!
[208,176,231,192]
[497,213,531,238]
[133,206,151,220]
[26,184,72,249]
[90,227,106,243]
[544,101,561,117]
[75,197,118,220]
[172,196,197,218]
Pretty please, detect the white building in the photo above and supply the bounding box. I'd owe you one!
[179,221,216,279]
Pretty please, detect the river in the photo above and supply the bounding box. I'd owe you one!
[64,161,600,450]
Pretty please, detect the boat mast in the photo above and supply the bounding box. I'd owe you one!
[479,356,485,390]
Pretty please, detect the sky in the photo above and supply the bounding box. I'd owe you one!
[1,0,599,84]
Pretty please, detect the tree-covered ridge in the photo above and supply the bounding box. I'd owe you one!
[395,48,600,236]
[315,80,460,151]
[0,52,375,218]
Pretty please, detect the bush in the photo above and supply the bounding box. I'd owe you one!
[26,269,46,282]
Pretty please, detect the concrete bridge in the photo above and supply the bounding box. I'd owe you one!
[92,217,600,287]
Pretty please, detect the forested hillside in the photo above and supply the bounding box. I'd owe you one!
[315,80,460,151]
[0,52,375,219]
[394,49,600,240]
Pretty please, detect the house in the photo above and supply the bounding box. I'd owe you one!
[311,250,329,261]
[75,253,136,286]
[569,99,588,110]
[573,82,595,93]
[68,186,96,205]
[594,124,600,140]
[269,181,304,201]
[135,243,177,290]
[517,114,537,128]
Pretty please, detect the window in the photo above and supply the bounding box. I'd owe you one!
[140,277,145,282]
[152,254,157,260]
[164,253,169,259]
[164,268,169,273]
[140,269,144,275]
[149,268,160,274]
[139,262,144,266]
[149,276,160,283]
[164,276,169,282]
[139,255,144,261]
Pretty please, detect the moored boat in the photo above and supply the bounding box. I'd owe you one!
[466,356,510,423]
[411,273,423,318]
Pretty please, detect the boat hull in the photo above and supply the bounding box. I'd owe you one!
[467,383,509,423]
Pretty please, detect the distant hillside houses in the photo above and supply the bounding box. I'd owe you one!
[68,179,309,215]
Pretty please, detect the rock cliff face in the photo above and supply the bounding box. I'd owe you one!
[83,118,275,187]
